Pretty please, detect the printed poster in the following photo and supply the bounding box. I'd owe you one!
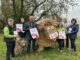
[16,24,23,32]
[29,28,39,39]
[49,32,58,39]
[59,31,66,39]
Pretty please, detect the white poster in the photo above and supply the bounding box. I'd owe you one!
[16,24,23,32]
[68,28,72,33]
[14,31,18,35]
[29,28,39,39]
[59,32,66,39]
[49,32,58,39]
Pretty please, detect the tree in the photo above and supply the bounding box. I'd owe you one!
[1,0,78,21]
[1,0,13,18]
[20,0,24,17]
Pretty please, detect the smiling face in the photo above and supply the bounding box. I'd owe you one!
[71,18,77,24]
[64,19,67,23]
[8,18,14,26]
[29,16,35,22]
[58,23,63,28]
[72,20,76,24]
[63,18,67,23]
[21,17,25,23]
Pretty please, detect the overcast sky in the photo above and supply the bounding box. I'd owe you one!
[66,0,80,20]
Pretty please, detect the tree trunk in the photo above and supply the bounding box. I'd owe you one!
[20,0,24,17]
[12,0,16,21]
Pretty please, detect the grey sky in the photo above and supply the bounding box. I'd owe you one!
[66,0,80,20]
[67,6,80,20]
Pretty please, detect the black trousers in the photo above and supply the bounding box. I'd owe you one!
[66,34,69,48]
[58,39,64,50]
[6,41,15,60]
[18,31,25,38]
[27,39,36,54]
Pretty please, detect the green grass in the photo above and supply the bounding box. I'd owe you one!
[0,34,80,60]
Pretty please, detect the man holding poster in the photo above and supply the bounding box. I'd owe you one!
[24,16,39,54]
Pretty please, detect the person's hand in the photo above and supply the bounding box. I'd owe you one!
[22,31,25,33]
[24,28,29,30]
[26,28,29,30]
[14,35,17,38]
[29,27,32,29]
[68,31,71,34]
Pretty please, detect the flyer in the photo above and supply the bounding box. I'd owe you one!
[59,31,66,39]
[29,28,39,39]
[14,31,18,35]
[68,28,72,33]
[16,24,23,32]
[49,32,58,39]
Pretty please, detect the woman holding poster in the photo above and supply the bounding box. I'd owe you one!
[68,18,79,53]
[3,18,16,60]
[18,17,26,38]
[24,16,39,54]
[58,23,66,52]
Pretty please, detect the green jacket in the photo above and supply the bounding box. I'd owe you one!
[3,26,14,38]
[58,27,65,33]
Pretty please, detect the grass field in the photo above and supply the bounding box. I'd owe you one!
[0,34,80,60]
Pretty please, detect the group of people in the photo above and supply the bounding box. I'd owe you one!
[57,18,79,52]
[3,16,79,60]
[3,16,38,60]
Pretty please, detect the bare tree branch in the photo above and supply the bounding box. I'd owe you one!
[31,0,46,15]
[36,4,52,21]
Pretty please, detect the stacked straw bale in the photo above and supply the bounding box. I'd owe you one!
[36,18,59,47]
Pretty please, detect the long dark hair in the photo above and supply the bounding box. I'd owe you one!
[19,17,25,23]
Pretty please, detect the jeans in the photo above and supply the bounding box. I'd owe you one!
[70,38,76,51]
[6,41,15,60]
